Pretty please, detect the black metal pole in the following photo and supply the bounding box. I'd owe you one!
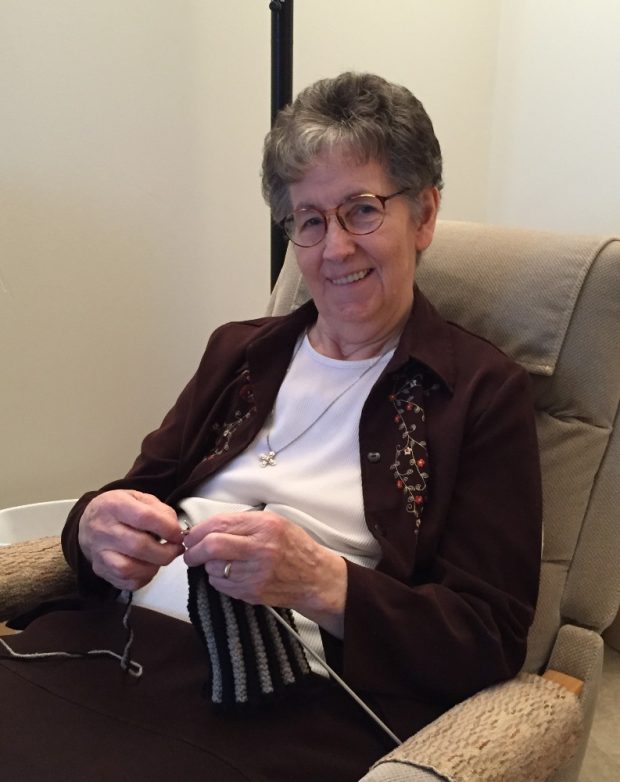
[269,0,293,290]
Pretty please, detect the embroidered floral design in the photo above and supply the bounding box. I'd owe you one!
[389,371,435,528]
[206,370,257,460]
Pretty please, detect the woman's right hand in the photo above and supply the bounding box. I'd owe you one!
[78,489,184,591]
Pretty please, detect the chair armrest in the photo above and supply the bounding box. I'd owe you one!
[360,672,582,782]
[0,536,76,621]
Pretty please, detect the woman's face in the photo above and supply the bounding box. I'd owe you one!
[289,151,438,347]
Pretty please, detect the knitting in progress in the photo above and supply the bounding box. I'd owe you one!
[187,564,312,710]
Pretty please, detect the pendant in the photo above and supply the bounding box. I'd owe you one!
[259,450,277,467]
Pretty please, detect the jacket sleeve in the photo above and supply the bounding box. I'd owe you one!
[60,314,289,596]
[339,362,542,704]
[59,314,247,595]
[61,365,201,596]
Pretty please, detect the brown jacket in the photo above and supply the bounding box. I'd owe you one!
[62,288,542,740]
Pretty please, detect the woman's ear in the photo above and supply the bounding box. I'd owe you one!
[413,187,440,252]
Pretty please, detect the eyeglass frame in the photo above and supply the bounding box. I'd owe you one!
[280,187,411,248]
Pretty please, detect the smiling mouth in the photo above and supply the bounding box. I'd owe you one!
[331,269,371,286]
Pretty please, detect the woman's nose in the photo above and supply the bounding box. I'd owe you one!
[322,215,356,262]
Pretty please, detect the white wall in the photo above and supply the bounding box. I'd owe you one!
[1,1,270,506]
[488,0,620,234]
[1,1,618,507]
[293,0,502,223]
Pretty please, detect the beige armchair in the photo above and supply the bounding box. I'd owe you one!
[2,221,619,781]
[267,220,620,781]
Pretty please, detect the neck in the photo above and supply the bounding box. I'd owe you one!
[307,319,403,360]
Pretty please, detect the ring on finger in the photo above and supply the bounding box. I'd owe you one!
[223,561,232,579]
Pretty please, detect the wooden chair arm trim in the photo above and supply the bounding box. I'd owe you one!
[542,669,584,696]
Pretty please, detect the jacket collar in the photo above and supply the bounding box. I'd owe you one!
[391,286,456,392]
[259,286,456,392]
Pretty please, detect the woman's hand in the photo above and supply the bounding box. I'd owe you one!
[182,509,348,638]
[78,489,184,591]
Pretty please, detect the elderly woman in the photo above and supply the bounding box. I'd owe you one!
[1,73,541,782]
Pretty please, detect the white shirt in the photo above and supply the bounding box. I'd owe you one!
[135,334,394,673]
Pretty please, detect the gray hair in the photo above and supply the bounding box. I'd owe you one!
[261,72,443,222]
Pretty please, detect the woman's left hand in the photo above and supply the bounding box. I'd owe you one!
[182,509,347,638]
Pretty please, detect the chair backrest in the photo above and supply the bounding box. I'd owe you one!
[267,220,620,672]
[0,500,77,545]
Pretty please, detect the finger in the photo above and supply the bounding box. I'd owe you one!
[116,532,183,567]
[108,491,182,543]
[202,558,246,581]
[203,560,258,605]
[84,506,183,567]
[183,531,260,567]
[92,549,159,591]
[184,511,265,546]
[205,562,270,607]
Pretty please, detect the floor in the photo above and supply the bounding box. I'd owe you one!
[579,643,620,781]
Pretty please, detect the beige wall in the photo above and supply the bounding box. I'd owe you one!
[293,0,502,223]
[1,1,618,507]
[487,0,620,234]
[1,1,271,505]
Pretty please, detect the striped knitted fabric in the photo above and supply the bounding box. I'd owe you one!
[187,565,312,711]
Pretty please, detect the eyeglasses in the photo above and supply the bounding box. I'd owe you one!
[281,188,410,248]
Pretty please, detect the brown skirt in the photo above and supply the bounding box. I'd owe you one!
[0,602,395,782]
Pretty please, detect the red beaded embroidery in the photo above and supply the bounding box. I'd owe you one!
[388,370,435,528]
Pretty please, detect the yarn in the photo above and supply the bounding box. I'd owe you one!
[0,590,142,677]
[187,565,312,710]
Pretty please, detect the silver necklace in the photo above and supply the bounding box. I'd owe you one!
[258,339,387,467]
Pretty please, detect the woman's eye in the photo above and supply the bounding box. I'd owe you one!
[298,214,323,232]
[357,203,380,215]
[346,200,381,223]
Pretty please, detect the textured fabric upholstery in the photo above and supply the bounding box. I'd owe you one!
[367,673,582,782]
[417,224,613,376]
[547,625,604,782]
[268,221,620,782]
[0,536,75,619]
[604,610,620,652]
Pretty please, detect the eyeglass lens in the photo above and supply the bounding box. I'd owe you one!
[284,195,386,247]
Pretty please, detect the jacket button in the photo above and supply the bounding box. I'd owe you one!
[367,452,381,463]
[373,522,385,536]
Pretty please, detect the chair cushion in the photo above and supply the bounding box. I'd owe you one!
[418,222,618,375]
[269,221,616,378]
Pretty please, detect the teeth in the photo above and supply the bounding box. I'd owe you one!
[332,269,370,286]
